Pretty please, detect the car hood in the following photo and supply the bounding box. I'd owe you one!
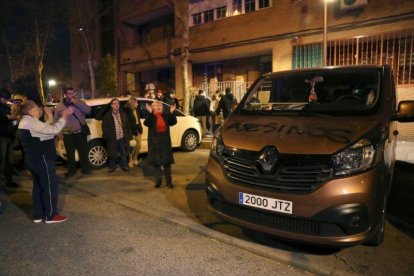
[220,115,381,155]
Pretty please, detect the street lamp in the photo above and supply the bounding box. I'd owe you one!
[323,0,335,67]
[48,79,56,102]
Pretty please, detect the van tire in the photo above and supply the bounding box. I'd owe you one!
[87,140,108,170]
[181,130,199,152]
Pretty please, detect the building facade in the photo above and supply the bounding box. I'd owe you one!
[116,0,414,138]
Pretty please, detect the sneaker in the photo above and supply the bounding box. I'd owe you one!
[33,218,43,223]
[45,214,68,224]
[133,160,139,166]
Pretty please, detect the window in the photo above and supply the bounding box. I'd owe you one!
[204,9,214,23]
[233,0,242,15]
[259,0,270,9]
[245,0,256,13]
[216,6,227,19]
[192,13,202,25]
[292,29,414,85]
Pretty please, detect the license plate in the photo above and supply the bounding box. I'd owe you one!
[239,192,293,214]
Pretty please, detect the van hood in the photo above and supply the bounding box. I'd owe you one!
[220,115,381,155]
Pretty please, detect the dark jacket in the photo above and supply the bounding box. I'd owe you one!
[193,95,210,116]
[0,103,15,138]
[102,110,132,158]
[144,111,177,166]
[123,106,143,136]
[216,93,237,119]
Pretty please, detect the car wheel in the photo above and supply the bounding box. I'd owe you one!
[181,130,199,152]
[87,140,108,170]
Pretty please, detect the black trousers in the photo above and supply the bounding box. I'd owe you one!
[26,154,58,220]
[154,164,172,184]
[0,136,14,184]
[63,133,90,175]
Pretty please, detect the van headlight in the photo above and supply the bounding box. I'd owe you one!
[332,138,376,176]
[211,131,224,160]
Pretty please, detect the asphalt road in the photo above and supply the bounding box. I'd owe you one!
[1,149,414,275]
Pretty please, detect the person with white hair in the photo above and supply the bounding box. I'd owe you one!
[17,100,74,223]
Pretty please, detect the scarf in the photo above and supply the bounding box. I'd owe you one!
[154,111,166,133]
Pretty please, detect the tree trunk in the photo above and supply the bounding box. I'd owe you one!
[88,57,96,98]
[36,61,45,102]
[182,49,190,114]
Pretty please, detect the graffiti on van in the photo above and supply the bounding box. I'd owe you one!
[225,122,352,143]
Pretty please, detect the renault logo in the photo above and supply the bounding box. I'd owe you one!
[258,147,278,173]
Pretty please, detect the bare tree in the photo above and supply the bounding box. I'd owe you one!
[71,0,98,98]
[71,0,114,99]
[0,0,32,91]
[165,0,190,114]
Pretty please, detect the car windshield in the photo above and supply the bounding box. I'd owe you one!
[242,68,381,116]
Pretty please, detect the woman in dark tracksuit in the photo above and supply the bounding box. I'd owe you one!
[17,100,73,224]
[144,101,177,188]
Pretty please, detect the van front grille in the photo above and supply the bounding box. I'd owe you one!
[212,199,346,237]
[222,148,332,192]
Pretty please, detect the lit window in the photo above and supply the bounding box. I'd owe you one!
[192,13,202,25]
[204,9,214,23]
[232,0,242,15]
[259,0,270,9]
[245,0,255,13]
[216,6,227,19]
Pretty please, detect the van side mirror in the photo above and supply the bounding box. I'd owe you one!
[392,101,414,122]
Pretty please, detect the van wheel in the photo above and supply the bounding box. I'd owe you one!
[87,140,108,170]
[181,130,199,152]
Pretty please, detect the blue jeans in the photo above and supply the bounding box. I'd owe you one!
[108,138,128,169]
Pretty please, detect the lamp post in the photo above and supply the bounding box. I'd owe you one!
[48,79,56,102]
[323,0,335,67]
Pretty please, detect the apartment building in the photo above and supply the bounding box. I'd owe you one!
[116,0,414,137]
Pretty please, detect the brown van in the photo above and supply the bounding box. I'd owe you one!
[206,65,414,246]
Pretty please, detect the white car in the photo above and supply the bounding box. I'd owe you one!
[56,97,202,169]
[396,140,414,164]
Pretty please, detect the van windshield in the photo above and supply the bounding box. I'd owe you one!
[242,68,381,116]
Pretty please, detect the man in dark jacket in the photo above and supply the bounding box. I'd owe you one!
[216,87,237,120]
[193,90,210,136]
[144,101,177,188]
[102,99,132,172]
[0,88,18,188]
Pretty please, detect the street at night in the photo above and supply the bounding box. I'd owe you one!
[2,0,414,275]
[1,149,413,275]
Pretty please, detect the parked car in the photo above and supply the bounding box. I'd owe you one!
[55,97,202,169]
[206,65,414,247]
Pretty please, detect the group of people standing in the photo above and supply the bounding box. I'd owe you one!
[192,87,237,136]
[1,87,178,224]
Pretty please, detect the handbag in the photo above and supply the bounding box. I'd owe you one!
[129,138,137,147]
[80,124,91,136]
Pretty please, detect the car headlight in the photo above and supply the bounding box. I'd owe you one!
[332,138,376,176]
[210,131,224,160]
